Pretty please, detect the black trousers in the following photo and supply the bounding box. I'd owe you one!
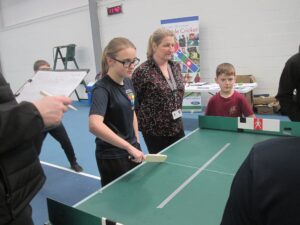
[36,123,77,164]
[96,154,139,187]
[8,205,34,225]
[143,129,185,154]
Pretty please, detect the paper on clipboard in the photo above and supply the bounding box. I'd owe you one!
[15,70,89,103]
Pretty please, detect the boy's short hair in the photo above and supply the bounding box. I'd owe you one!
[33,60,50,72]
[216,63,236,77]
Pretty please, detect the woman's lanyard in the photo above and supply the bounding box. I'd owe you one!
[165,64,182,120]
[166,64,178,99]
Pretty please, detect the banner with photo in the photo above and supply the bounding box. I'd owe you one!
[161,16,202,112]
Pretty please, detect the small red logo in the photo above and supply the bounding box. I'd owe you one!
[254,118,263,130]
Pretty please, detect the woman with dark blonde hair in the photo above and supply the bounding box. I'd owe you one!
[132,28,185,154]
[89,37,144,186]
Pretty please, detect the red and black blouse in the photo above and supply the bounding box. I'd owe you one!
[132,58,184,136]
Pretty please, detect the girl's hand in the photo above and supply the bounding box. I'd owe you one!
[128,146,145,163]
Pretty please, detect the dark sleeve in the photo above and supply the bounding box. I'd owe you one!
[220,152,255,225]
[239,93,254,117]
[173,62,185,103]
[205,99,212,115]
[0,102,44,153]
[276,58,300,121]
[174,62,184,84]
[205,96,215,116]
[89,85,109,116]
[132,67,144,111]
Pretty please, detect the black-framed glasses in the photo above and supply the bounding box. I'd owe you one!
[112,57,140,68]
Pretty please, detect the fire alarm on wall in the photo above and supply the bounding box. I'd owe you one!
[107,5,122,15]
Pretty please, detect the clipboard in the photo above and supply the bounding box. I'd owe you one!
[15,69,89,103]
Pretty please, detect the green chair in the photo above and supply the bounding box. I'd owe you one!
[53,44,87,101]
[53,44,79,70]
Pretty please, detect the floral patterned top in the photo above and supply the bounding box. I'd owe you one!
[132,58,184,136]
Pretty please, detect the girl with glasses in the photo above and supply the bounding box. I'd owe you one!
[89,37,144,186]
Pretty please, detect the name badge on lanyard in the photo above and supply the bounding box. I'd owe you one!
[172,109,182,120]
[167,65,182,120]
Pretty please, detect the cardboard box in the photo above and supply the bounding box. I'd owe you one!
[253,96,276,105]
[254,105,274,114]
[236,75,256,83]
[236,75,256,106]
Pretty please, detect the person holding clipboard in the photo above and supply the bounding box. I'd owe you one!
[132,28,185,154]
[33,60,83,172]
[0,72,72,225]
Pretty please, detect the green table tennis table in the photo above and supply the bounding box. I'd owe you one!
[47,116,300,225]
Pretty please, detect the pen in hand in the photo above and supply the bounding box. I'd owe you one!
[40,90,78,111]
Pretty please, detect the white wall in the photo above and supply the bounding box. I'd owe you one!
[0,0,96,98]
[0,0,87,27]
[0,0,299,98]
[98,0,300,96]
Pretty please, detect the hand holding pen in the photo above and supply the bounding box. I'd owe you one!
[40,90,78,111]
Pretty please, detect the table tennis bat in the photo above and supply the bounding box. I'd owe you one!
[145,154,167,163]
